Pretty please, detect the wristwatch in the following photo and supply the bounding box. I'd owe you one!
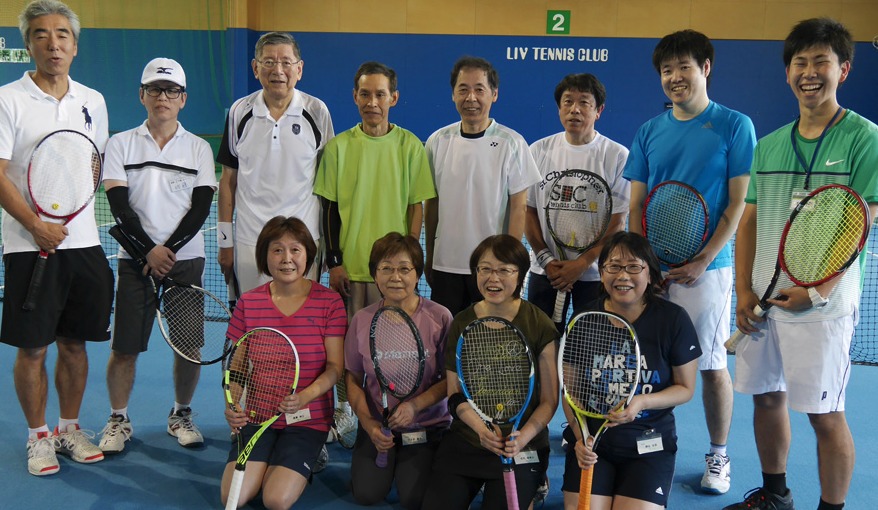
[808,287,828,308]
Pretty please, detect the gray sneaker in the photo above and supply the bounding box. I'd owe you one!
[312,445,329,473]
[99,414,133,454]
[167,408,204,448]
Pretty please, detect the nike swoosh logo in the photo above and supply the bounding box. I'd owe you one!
[826,159,845,166]
[221,232,228,240]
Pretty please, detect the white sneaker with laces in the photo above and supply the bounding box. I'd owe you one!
[54,424,104,464]
[167,408,204,447]
[99,414,133,454]
[27,432,60,476]
[701,453,731,494]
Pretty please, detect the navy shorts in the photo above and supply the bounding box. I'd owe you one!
[1,247,113,348]
[226,425,325,479]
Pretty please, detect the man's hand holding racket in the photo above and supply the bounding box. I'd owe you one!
[26,217,68,253]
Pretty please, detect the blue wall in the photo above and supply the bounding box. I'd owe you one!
[1,27,876,145]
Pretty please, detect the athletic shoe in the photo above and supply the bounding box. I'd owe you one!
[533,475,549,506]
[701,453,731,494]
[331,402,356,445]
[167,408,204,448]
[99,414,133,454]
[54,424,104,464]
[27,432,60,476]
[312,445,329,473]
[722,487,795,510]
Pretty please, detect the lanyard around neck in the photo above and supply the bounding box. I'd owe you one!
[790,106,843,190]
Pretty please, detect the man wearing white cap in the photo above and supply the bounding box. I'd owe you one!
[98,57,217,454]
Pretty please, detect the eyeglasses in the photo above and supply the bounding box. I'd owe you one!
[475,266,519,278]
[376,265,415,277]
[142,85,184,99]
[601,264,647,274]
[256,59,301,70]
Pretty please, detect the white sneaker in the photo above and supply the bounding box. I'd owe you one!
[167,408,204,447]
[27,432,60,476]
[54,424,104,464]
[332,402,357,449]
[701,453,731,494]
[312,445,329,473]
[99,414,133,454]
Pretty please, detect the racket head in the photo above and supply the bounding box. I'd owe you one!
[369,306,426,401]
[558,311,641,421]
[642,180,709,267]
[545,170,613,253]
[780,184,871,287]
[223,327,300,424]
[27,130,102,219]
[157,278,233,365]
[455,316,536,426]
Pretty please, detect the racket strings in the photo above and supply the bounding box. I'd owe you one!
[783,188,868,283]
[372,313,422,399]
[160,284,229,362]
[29,132,101,215]
[459,321,531,422]
[227,331,298,423]
[645,185,708,265]
[547,176,612,251]
[562,315,639,416]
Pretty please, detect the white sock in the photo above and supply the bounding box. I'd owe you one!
[28,425,50,440]
[709,443,727,457]
[111,408,129,420]
[57,418,79,432]
[174,402,190,414]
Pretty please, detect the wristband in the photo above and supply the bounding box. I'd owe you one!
[326,250,343,269]
[536,248,556,269]
[447,392,469,420]
[808,287,828,308]
[217,222,234,248]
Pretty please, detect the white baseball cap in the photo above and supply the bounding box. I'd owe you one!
[141,58,186,89]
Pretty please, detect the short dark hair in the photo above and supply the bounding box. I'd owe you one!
[354,61,398,93]
[553,73,607,109]
[255,216,317,277]
[783,17,854,67]
[597,231,664,304]
[368,232,424,279]
[469,235,529,299]
[450,56,499,91]
[255,32,301,61]
[652,29,714,87]
[19,0,80,46]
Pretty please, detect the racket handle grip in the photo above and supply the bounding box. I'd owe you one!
[578,466,594,510]
[725,304,766,353]
[22,252,49,311]
[552,290,567,323]
[225,469,245,510]
[503,468,520,510]
[375,427,391,468]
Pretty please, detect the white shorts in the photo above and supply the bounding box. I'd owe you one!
[665,266,732,371]
[233,242,322,295]
[733,314,854,414]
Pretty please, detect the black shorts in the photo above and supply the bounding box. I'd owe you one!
[1,247,113,348]
[561,425,676,506]
[111,258,205,355]
[226,425,325,480]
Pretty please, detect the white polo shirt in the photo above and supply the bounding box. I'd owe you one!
[426,120,541,274]
[103,121,218,261]
[0,72,108,254]
[217,88,333,245]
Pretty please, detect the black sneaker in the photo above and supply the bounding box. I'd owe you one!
[722,487,795,510]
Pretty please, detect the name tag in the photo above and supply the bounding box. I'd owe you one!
[169,175,192,192]
[513,449,539,465]
[284,408,311,424]
[401,429,427,446]
[791,190,813,211]
[636,429,663,455]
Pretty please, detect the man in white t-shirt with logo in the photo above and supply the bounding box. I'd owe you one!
[98,58,217,455]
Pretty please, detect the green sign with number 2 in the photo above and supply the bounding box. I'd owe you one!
[546,10,570,35]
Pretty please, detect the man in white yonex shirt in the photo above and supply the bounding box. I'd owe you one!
[98,58,217,455]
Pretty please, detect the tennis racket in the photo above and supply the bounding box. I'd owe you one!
[456,317,536,510]
[223,327,300,510]
[545,170,613,323]
[559,310,641,510]
[22,130,103,310]
[642,181,709,269]
[109,225,232,365]
[369,306,426,467]
[726,184,870,353]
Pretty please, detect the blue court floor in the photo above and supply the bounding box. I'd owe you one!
[1,328,876,509]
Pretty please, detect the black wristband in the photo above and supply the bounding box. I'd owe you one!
[326,250,343,269]
[447,392,468,420]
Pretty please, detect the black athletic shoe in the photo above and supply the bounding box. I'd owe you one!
[722,487,795,510]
